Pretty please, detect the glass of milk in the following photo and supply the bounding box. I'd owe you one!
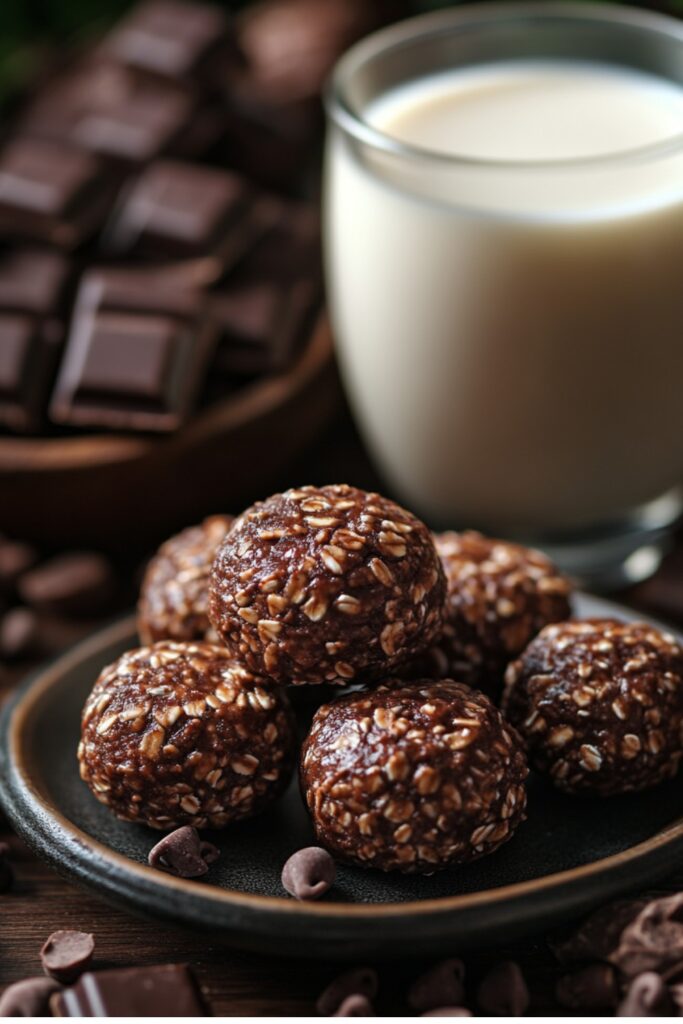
[324,3,683,587]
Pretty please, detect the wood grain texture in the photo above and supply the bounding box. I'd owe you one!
[1,422,683,1015]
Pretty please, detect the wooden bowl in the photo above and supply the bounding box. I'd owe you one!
[0,316,339,551]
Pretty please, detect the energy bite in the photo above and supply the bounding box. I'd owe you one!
[138,515,234,644]
[78,641,296,828]
[503,619,683,795]
[300,681,528,872]
[209,484,446,686]
[405,531,571,697]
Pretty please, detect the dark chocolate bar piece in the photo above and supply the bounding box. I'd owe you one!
[102,0,241,83]
[103,159,250,259]
[50,964,209,1016]
[0,249,70,432]
[18,60,206,166]
[50,266,216,432]
[0,138,112,248]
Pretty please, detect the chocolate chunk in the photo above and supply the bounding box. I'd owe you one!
[556,964,619,1010]
[617,972,674,1016]
[149,826,220,878]
[551,898,647,964]
[50,267,217,433]
[104,160,251,260]
[103,0,241,83]
[281,847,336,900]
[610,892,683,978]
[316,968,379,1015]
[408,960,465,1013]
[0,138,112,248]
[0,608,41,660]
[0,313,63,432]
[333,994,375,1017]
[0,976,62,1016]
[40,931,95,984]
[19,61,204,166]
[49,964,208,1016]
[0,841,14,893]
[0,248,70,316]
[19,553,115,617]
[421,1010,471,1017]
[477,962,529,1016]
[0,540,39,590]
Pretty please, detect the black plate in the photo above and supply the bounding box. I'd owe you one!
[2,594,683,959]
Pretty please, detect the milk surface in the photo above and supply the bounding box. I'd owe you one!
[326,60,683,531]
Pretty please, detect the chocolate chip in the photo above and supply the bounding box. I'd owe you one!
[0,976,62,1016]
[421,1010,471,1017]
[477,962,529,1016]
[148,826,220,878]
[40,930,95,983]
[617,972,674,1016]
[281,846,336,901]
[551,898,647,964]
[316,968,378,1015]
[556,964,619,1010]
[0,607,40,660]
[669,981,683,1012]
[610,893,683,978]
[0,841,14,893]
[409,959,465,1012]
[333,994,375,1017]
[19,553,115,617]
[0,540,38,591]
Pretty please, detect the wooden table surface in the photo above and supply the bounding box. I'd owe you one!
[2,416,683,1016]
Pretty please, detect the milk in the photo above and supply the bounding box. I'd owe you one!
[326,61,683,533]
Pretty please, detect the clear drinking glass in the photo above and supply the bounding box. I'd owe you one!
[324,3,683,587]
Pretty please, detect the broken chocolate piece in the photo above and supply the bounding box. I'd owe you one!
[49,964,208,1016]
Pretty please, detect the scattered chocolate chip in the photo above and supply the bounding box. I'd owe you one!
[669,981,683,1012]
[316,968,379,1015]
[610,893,683,978]
[19,553,115,617]
[148,826,220,878]
[556,963,619,1010]
[333,994,375,1017]
[421,1009,471,1017]
[0,976,62,1016]
[281,846,336,901]
[477,962,529,1016]
[0,841,14,893]
[0,607,40,660]
[0,540,38,591]
[409,959,465,1012]
[40,930,95,984]
[616,972,674,1016]
[551,898,647,964]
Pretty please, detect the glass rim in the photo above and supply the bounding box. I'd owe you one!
[325,1,683,172]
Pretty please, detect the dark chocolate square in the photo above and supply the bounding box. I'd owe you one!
[0,249,70,315]
[50,964,209,1016]
[78,312,178,405]
[0,313,63,432]
[104,0,233,79]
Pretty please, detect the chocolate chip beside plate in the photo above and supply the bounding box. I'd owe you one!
[148,826,220,878]
[40,930,95,983]
[281,846,336,901]
[617,972,674,1016]
[408,959,465,1012]
[477,961,529,1016]
[610,892,683,978]
[316,968,378,1015]
[0,607,40,660]
[19,553,115,617]
[333,994,375,1017]
[0,977,62,1016]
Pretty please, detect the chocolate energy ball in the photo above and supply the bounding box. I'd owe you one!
[502,619,683,796]
[300,681,528,872]
[404,531,572,698]
[138,515,234,645]
[208,484,446,686]
[78,641,296,828]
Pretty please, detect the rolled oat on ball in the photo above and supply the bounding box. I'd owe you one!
[300,680,528,872]
[208,484,446,686]
[78,641,296,829]
[404,531,572,698]
[138,515,234,645]
[502,618,683,796]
